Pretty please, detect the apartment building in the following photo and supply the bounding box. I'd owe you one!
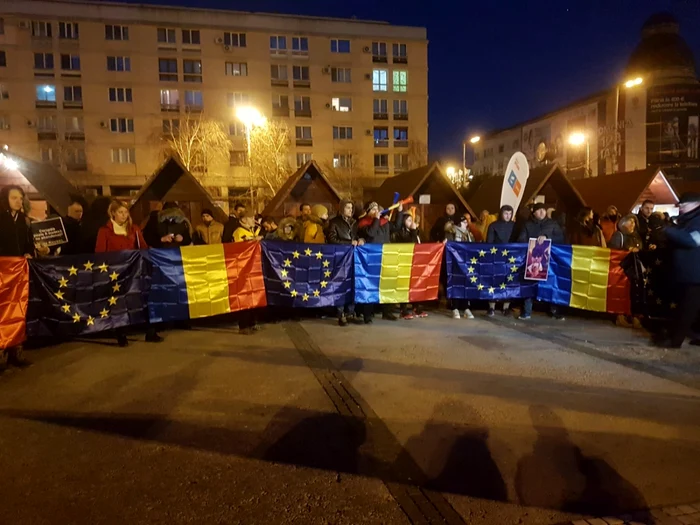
[0,0,428,201]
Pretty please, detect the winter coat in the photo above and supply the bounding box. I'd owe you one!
[0,209,33,257]
[303,216,326,244]
[61,216,84,255]
[222,216,240,243]
[194,220,224,245]
[156,207,192,248]
[444,222,474,242]
[600,215,619,244]
[233,225,261,242]
[266,217,298,241]
[637,212,652,248]
[393,215,421,243]
[358,212,400,244]
[486,220,515,244]
[327,215,358,244]
[569,221,606,247]
[479,214,497,240]
[665,206,700,284]
[517,217,565,243]
[430,213,460,242]
[608,215,643,251]
[95,221,147,252]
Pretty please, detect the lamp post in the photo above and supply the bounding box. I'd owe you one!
[568,131,590,177]
[463,135,480,172]
[613,76,644,173]
[236,106,267,212]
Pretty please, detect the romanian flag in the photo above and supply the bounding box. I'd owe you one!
[536,245,631,315]
[354,243,444,304]
[147,242,266,323]
[0,257,29,350]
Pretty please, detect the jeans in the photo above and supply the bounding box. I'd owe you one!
[670,284,700,347]
[336,304,356,319]
[523,298,558,316]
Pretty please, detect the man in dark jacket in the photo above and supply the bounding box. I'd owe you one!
[0,185,34,258]
[658,193,700,348]
[222,202,246,243]
[156,202,192,248]
[327,200,365,326]
[486,205,515,316]
[637,199,654,248]
[60,194,87,255]
[430,202,460,242]
[518,203,565,320]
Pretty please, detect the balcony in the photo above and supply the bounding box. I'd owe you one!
[160,103,180,112]
[271,78,288,87]
[37,131,57,140]
[293,79,310,88]
[34,70,55,79]
[373,112,388,120]
[372,55,388,63]
[62,101,82,109]
[66,162,88,171]
[35,100,57,108]
[393,56,408,64]
[394,113,409,121]
[374,165,389,173]
[185,105,203,113]
[394,140,409,148]
[65,131,85,141]
[296,138,313,147]
[272,105,290,117]
[294,108,312,118]
[374,139,389,148]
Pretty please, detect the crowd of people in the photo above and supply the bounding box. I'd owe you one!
[1,183,699,366]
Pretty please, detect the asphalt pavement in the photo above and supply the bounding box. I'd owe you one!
[0,308,699,525]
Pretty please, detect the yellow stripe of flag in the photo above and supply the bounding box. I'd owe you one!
[378,244,415,304]
[570,245,610,313]
[181,245,232,319]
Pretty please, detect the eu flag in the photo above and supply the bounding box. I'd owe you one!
[445,242,538,300]
[26,250,149,338]
[261,242,353,307]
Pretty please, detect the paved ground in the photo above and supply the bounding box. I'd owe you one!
[0,308,699,525]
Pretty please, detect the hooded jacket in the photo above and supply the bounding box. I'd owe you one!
[95,220,147,252]
[194,220,224,245]
[569,220,606,247]
[156,207,192,248]
[608,214,643,251]
[326,200,358,244]
[0,209,33,257]
[233,224,261,242]
[637,211,652,247]
[358,210,401,244]
[444,220,473,242]
[665,205,700,283]
[517,215,565,243]
[393,213,420,243]
[600,214,620,244]
[430,213,460,242]
[267,217,298,241]
[303,204,328,244]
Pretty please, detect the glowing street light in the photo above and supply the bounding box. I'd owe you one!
[623,77,643,89]
[0,153,19,171]
[568,132,590,177]
[469,136,481,144]
[568,132,586,146]
[446,166,456,177]
[236,106,267,128]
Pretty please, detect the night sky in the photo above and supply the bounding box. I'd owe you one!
[110,0,700,163]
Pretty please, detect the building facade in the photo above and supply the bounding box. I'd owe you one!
[0,0,428,204]
[469,13,700,181]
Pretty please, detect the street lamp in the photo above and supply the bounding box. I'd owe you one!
[236,106,267,211]
[568,131,590,177]
[624,76,643,89]
[463,135,481,171]
[612,76,644,172]
[469,136,481,144]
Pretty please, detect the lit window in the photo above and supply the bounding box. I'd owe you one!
[107,56,131,72]
[333,153,353,168]
[111,147,136,164]
[64,116,84,133]
[35,84,56,102]
[331,97,352,112]
[330,39,350,53]
[393,70,408,92]
[160,89,179,108]
[331,67,351,83]
[372,69,387,91]
[109,117,134,133]
[230,151,247,167]
[157,28,176,44]
[333,126,353,140]
[34,52,54,70]
[296,152,313,167]
[373,127,389,146]
[59,22,79,40]
[226,62,248,76]
[223,32,246,47]
[226,92,249,107]
[105,25,129,40]
[182,29,200,45]
[108,87,132,102]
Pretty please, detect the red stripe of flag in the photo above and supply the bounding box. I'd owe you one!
[0,257,29,350]
[408,243,445,303]
[606,249,632,315]
[224,242,267,313]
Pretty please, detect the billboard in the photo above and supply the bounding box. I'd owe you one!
[647,84,700,165]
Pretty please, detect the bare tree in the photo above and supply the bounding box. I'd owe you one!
[407,139,429,169]
[157,113,231,177]
[249,120,293,200]
[322,154,366,202]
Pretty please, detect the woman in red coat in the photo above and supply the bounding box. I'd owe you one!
[95,201,161,346]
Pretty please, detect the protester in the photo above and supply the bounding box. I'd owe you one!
[647,212,667,250]
[464,213,484,242]
[445,215,475,319]
[261,216,277,236]
[303,204,328,244]
[656,193,700,348]
[154,202,192,248]
[569,207,606,247]
[58,194,87,255]
[518,203,565,320]
[608,215,642,251]
[430,203,460,242]
[222,202,246,243]
[233,212,263,242]
[637,199,654,248]
[296,203,312,236]
[486,205,516,316]
[358,201,401,321]
[607,214,645,328]
[478,209,496,240]
[95,200,161,346]
[267,217,296,241]
[327,200,365,326]
[194,208,223,245]
[0,185,36,258]
[392,213,428,319]
[600,205,620,244]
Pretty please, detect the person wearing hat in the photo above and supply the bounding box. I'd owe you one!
[194,208,224,245]
[517,202,566,320]
[303,204,329,243]
[155,201,192,248]
[657,192,700,348]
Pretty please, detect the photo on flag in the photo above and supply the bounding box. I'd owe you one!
[524,238,552,281]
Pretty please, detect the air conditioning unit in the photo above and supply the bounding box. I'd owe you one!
[325,103,331,109]
[321,67,331,75]
[364,73,371,80]
[18,20,30,30]
[215,36,224,44]
[365,129,372,136]
[26,119,35,128]
[99,121,107,128]
[363,46,370,53]
[224,45,231,51]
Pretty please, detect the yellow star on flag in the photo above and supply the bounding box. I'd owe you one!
[304,248,312,256]
[467,266,475,274]
[470,257,478,264]
[507,275,514,282]
[316,252,323,260]
[292,251,300,259]
[108,296,118,306]
[291,290,298,297]
[320,281,328,288]
[490,247,498,254]
[313,289,320,297]
[98,263,109,273]
[302,293,309,301]
[510,265,518,273]
[670,303,677,310]
[283,259,292,267]
[68,266,78,276]
[109,271,119,282]
[488,287,495,294]
[470,276,478,283]
[61,304,71,313]
[655,259,662,266]
[283,281,291,289]
[502,249,510,256]
[86,316,95,326]
[100,308,109,318]
[647,289,654,297]
[656,298,663,305]
[508,256,516,264]
[112,283,121,293]
[323,260,330,268]
[83,261,94,271]
[58,277,68,288]
[479,250,486,257]
[55,290,65,300]
[477,284,484,291]
[324,270,331,278]
[281,269,288,277]
[500,283,507,289]
[72,313,81,323]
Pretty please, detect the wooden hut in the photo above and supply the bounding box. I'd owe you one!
[371,162,476,235]
[262,160,342,218]
[128,157,227,226]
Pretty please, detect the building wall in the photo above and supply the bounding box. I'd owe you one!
[0,0,428,201]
